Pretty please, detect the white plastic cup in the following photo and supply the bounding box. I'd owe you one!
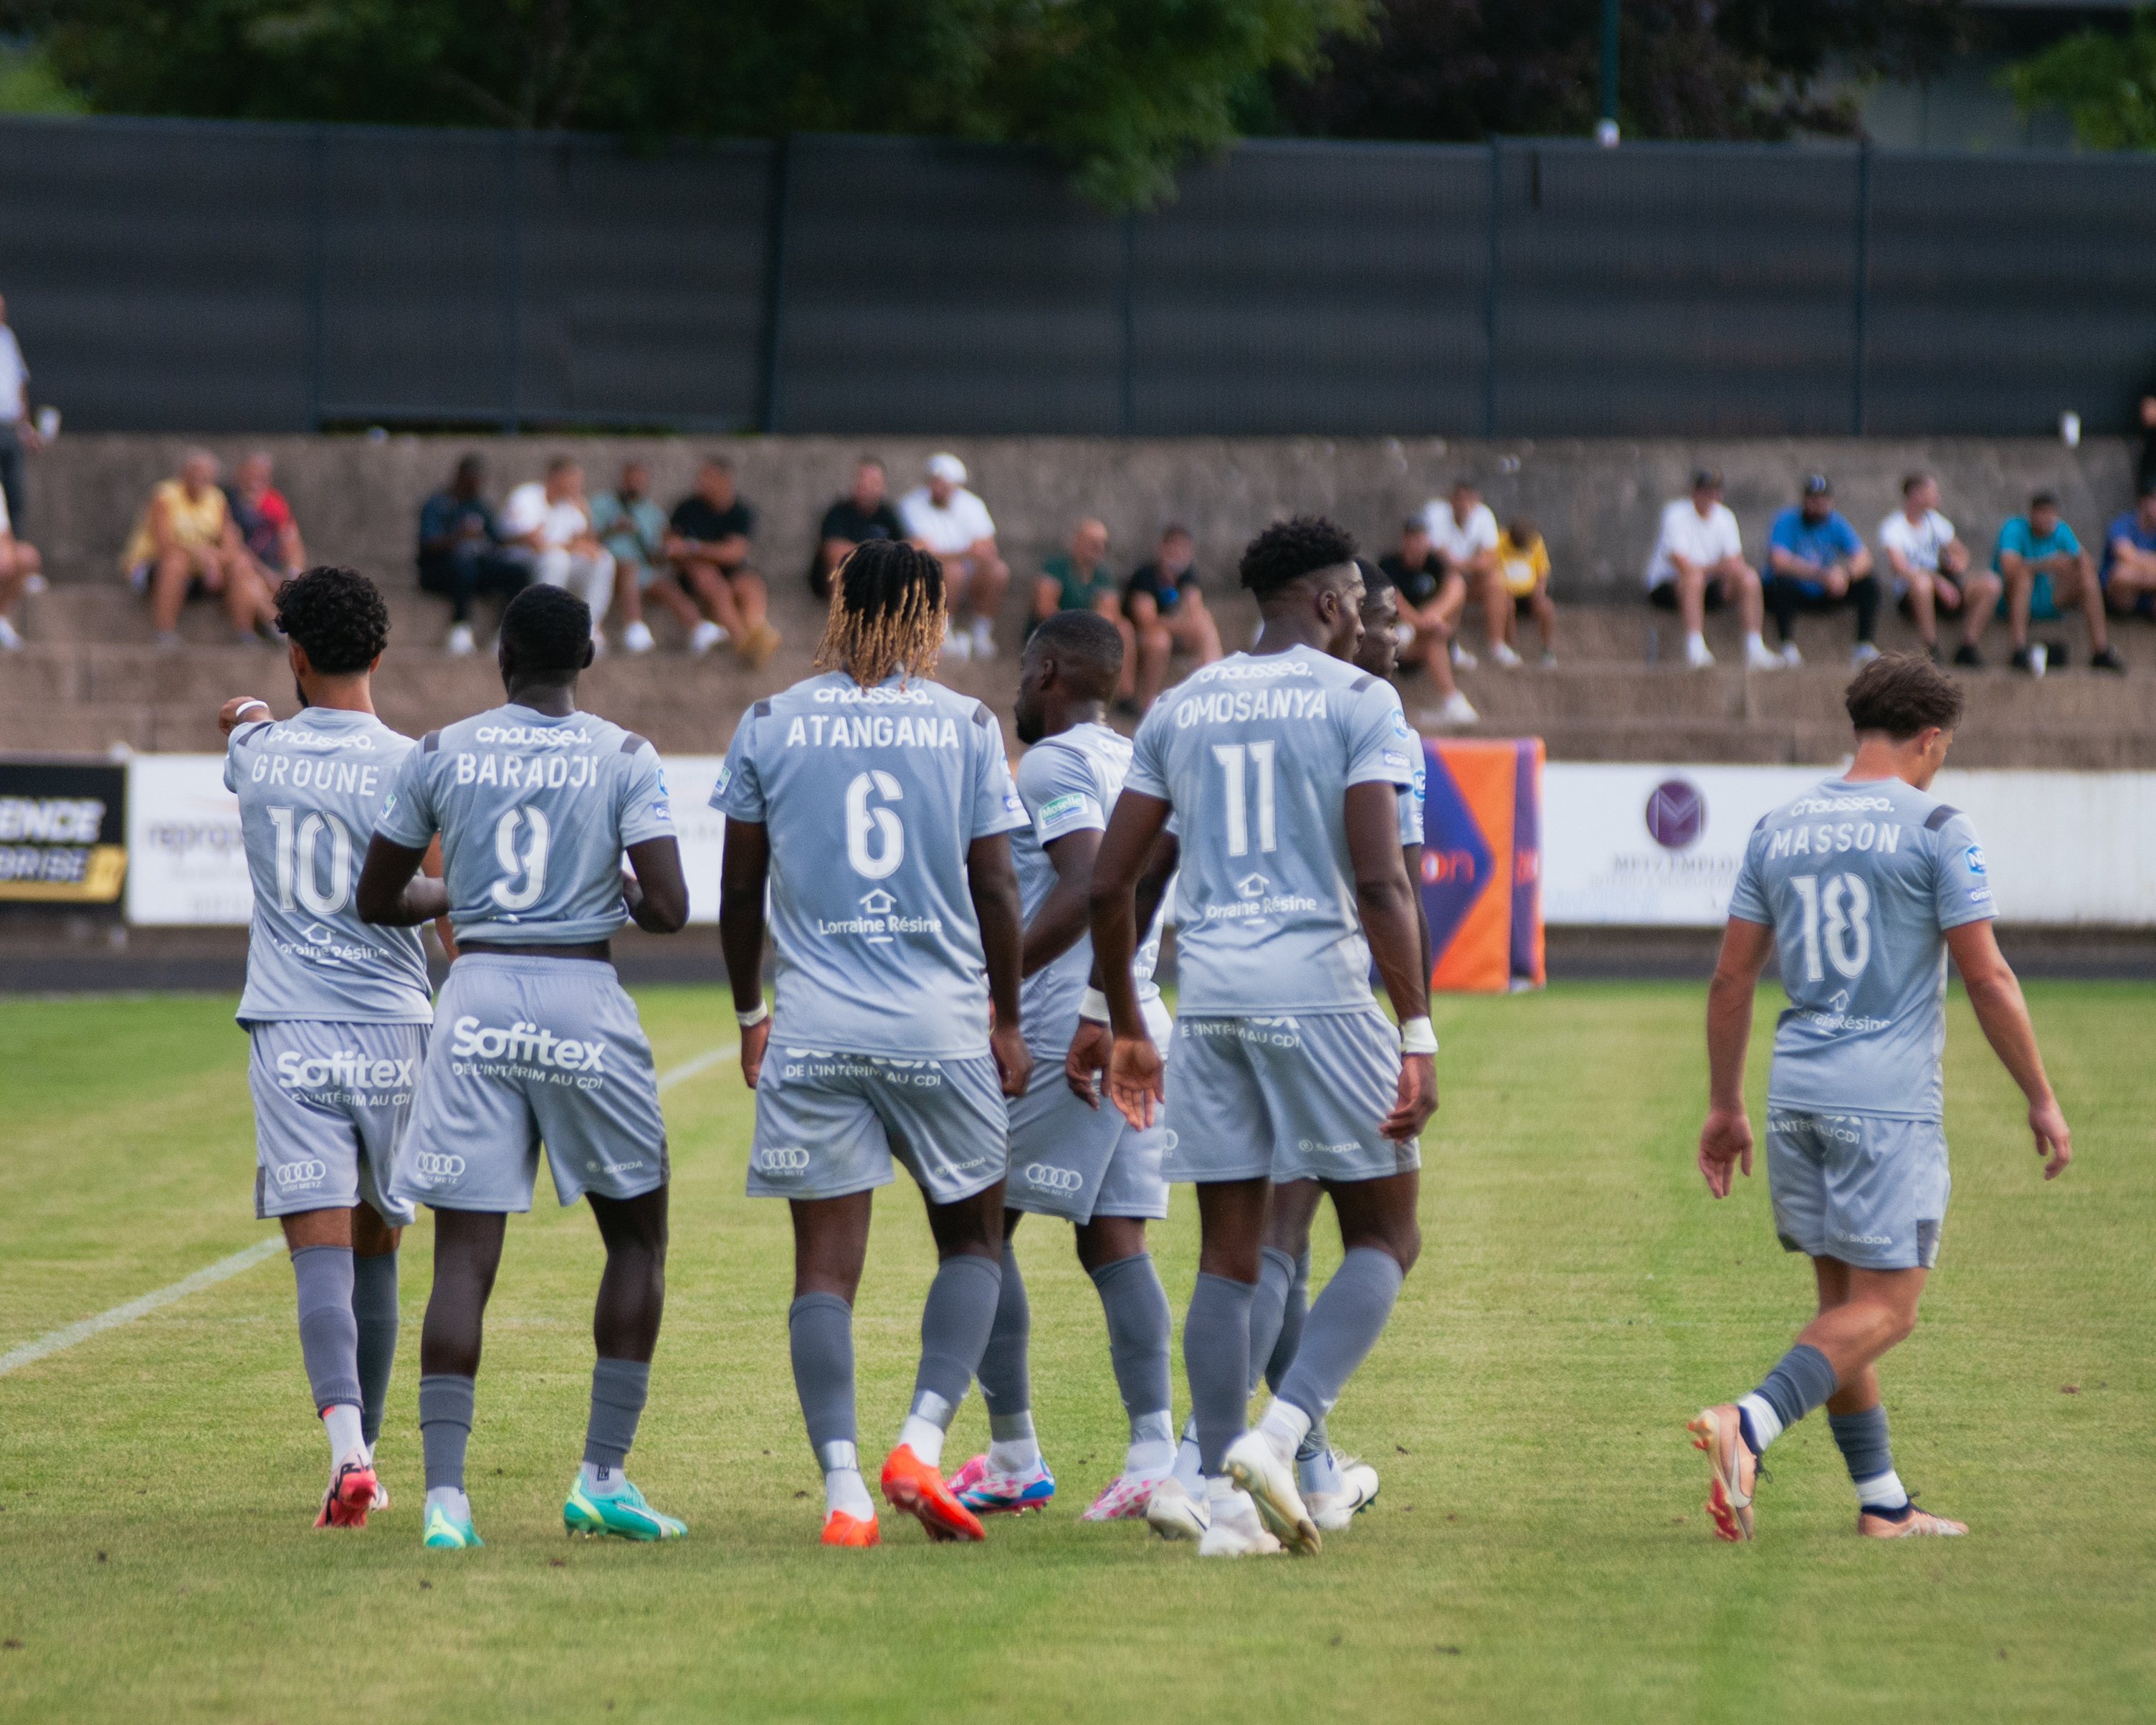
[34,406,58,439]
[2029,642,2048,678]
[2060,412,2081,449]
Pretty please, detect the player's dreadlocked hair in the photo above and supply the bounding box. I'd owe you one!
[274,566,389,674]
[1239,515,1358,599]
[815,538,947,686]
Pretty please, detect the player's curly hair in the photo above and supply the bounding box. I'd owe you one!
[499,582,593,673]
[274,566,389,675]
[1239,515,1358,599]
[1846,652,1964,738]
[815,538,946,687]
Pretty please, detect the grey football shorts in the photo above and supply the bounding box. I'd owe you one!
[1162,1007,1421,1185]
[391,953,667,1214]
[1006,1003,1173,1225]
[1765,1109,1950,1271]
[748,1045,1009,1207]
[247,1020,426,1225]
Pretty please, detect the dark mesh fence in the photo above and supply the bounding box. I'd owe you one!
[2,116,2153,437]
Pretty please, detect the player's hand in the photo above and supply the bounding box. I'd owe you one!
[1106,1035,1163,1131]
[1064,1017,1112,1109]
[1697,1106,1754,1198]
[1381,1052,1437,1142]
[2029,1093,2071,1180]
[219,695,270,736]
[740,1017,771,1090]
[990,1022,1033,1098]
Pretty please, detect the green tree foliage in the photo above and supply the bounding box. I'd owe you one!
[0,41,84,112]
[2008,10,2156,151]
[0,0,1368,206]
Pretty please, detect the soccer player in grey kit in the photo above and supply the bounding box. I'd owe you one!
[1690,653,2074,1541]
[357,584,690,1551]
[217,566,444,1529]
[716,538,1031,1548]
[1090,517,1439,1557]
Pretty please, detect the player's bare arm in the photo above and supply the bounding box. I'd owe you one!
[1086,789,1173,1128]
[353,832,452,927]
[619,835,689,936]
[717,816,772,1088]
[1945,918,2071,1178]
[1699,915,1775,1197]
[1021,827,1102,978]
[1346,779,1437,1141]
[1067,827,1179,1107]
[967,830,1032,1097]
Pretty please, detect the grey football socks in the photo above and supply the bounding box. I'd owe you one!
[788,1293,872,1517]
[1736,1343,1838,1455]
[291,1245,363,1416]
[897,1251,1003,1468]
[977,1242,1036,1469]
[1267,1248,1312,1393]
[1275,1246,1404,1428]
[1828,1403,1912,1516]
[350,1250,399,1448]
[581,1356,649,1481]
[1089,1252,1175,1471]
[418,1372,475,1492]
[1246,1246,1297,1395]
[1185,1270,1258,1475]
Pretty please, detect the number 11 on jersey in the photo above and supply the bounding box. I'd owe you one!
[1213,741,1277,858]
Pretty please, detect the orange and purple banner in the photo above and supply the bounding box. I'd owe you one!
[1417,738,1544,992]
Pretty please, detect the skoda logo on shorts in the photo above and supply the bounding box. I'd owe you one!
[758,1147,811,1174]
[414,1151,467,1179]
[273,1160,328,1187]
[1024,1163,1084,1193]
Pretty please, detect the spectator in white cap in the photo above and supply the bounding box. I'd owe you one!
[898,451,1008,660]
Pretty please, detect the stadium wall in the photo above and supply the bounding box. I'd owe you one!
[6,118,2156,441]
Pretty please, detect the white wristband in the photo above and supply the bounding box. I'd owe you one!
[735,1002,769,1029]
[1079,988,1112,1024]
[234,699,270,720]
[1399,1017,1438,1056]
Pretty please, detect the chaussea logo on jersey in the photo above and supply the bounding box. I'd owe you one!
[277,1049,416,1102]
[449,1016,606,1088]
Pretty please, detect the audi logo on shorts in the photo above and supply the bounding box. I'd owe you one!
[1024,1164,1084,1193]
[757,1147,811,1174]
[414,1151,467,1179]
[273,1160,328,1187]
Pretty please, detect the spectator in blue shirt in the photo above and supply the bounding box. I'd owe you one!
[1994,491,2122,672]
[2100,483,2156,622]
[416,453,530,656]
[589,460,676,655]
[1765,475,1878,667]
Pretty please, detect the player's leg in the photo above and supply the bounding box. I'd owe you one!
[1186,1176,1284,1554]
[416,1207,506,1549]
[1251,1179,1365,1511]
[349,1204,402,1508]
[948,1207,1052,1513]
[1075,1216,1176,1519]
[1813,1259,1964,1536]
[281,1207,374,1524]
[348,1020,423,1508]
[788,1192,877,1542]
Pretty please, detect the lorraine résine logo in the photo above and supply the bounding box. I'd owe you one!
[1644,779,1704,850]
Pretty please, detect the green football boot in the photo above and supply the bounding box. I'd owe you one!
[421,1502,484,1549]
[563,1474,687,1541]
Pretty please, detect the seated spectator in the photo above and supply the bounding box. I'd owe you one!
[0,478,39,652]
[900,452,1008,661]
[1497,514,1558,665]
[225,451,305,589]
[1644,468,1772,670]
[121,449,277,650]
[417,453,530,656]
[500,457,614,650]
[2100,483,2156,622]
[665,455,781,667]
[1035,518,1133,700]
[1380,515,1475,723]
[811,456,906,601]
[590,461,672,655]
[1878,472,1998,667]
[1124,524,1223,711]
[1993,491,2122,672]
[1423,478,1516,665]
[1766,475,1879,667]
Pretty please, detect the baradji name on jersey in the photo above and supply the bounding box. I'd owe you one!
[782,712,963,750]
[449,751,609,792]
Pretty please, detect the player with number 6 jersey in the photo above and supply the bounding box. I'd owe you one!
[359,583,692,1553]
[217,566,439,1534]
[716,538,1031,1549]
[1689,652,2074,1545]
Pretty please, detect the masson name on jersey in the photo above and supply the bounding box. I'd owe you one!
[448,1014,607,1085]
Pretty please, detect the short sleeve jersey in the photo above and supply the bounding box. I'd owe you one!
[1379,550,1446,608]
[1421,500,1499,564]
[375,703,675,946]
[1398,751,1427,847]
[1041,556,1117,613]
[671,494,756,546]
[1124,559,1201,615]
[226,709,431,1025]
[819,498,907,546]
[898,486,996,554]
[1124,645,1416,1015]
[1011,722,1163,1055]
[712,673,1029,1058]
[1728,776,1995,1120]
[2103,509,2156,579]
[1645,499,1744,589]
[1768,508,1865,594]
[1993,515,2080,573]
[1876,508,1955,586]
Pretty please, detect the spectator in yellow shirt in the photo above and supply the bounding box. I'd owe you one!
[122,449,277,649]
[1498,515,1557,665]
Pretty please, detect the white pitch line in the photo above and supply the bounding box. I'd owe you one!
[0,1041,740,1379]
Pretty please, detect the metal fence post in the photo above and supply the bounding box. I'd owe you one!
[1484,140,1502,437]
[500,130,522,434]
[306,125,325,432]
[1119,210,1137,436]
[1852,141,1871,437]
[757,135,792,434]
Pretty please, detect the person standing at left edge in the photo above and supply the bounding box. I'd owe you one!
[358,584,690,1551]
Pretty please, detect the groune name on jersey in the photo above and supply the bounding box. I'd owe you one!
[449,1014,607,1087]
[1766,820,1903,859]
[783,713,962,749]
[452,751,605,791]
[277,1049,417,1092]
[247,754,385,796]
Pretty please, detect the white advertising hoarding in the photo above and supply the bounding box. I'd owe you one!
[1544,763,2156,927]
[125,753,730,927]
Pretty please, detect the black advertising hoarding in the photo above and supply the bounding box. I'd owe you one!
[0,760,128,903]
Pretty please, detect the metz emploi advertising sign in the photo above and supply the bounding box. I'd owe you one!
[0,761,128,903]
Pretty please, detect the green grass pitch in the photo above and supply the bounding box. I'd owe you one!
[0,981,2150,1722]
